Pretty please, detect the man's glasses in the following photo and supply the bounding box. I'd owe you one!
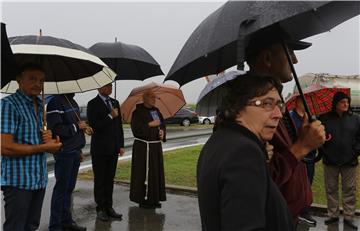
[247,98,286,114]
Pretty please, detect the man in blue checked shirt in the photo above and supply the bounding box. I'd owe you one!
[1,63,62,231]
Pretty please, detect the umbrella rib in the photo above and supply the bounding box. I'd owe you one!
[91,75,102,88]
[55,81,60,94]
[75,80,83,92]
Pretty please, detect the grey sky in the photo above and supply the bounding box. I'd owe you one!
[1,1,359,106]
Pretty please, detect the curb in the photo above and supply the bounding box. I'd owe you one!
[115,180,360,217]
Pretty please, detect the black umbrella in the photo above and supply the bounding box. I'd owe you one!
[165,1,360,86]
[196,70,242,116]
[2,35,116,94]
[1,23,19,88]
[89,40,164,80]
[89,40,164,98]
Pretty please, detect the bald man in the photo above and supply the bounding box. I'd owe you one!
[130,90,167,209]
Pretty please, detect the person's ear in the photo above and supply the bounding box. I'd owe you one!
[262,50,272,68]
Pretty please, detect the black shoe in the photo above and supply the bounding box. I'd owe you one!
[298,213,316,226]
[154,202,162,208]
[344,219,358,230]
[107,208,123,219]
[62,222,87,231]
[325,217,339,225]
[97,210,109,222]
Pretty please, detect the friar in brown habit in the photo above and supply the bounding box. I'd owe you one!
[129,90,167,209]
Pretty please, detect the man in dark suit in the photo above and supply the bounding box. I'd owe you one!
[87,83,125,222]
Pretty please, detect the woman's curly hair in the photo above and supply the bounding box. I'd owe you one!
[217,73,283,124]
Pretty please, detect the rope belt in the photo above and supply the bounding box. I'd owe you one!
[134,137,161,200]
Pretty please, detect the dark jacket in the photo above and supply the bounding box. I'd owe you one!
[320,111,360,166]
[87,95,124,156]
[131,103,166,142]
[197,122,294,231]
[47,95,85,154]
[268,116,312,221]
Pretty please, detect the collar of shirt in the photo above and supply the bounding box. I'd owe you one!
[16,89,43,106]
[98,93,112,107]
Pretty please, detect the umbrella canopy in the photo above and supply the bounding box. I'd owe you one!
[165,1,360,86]
[1,35,116,94]
[121,82,186,123]
[286,84,351,116]
[89,41,164,81]
[1,23,19,88]
[196,70,243,116]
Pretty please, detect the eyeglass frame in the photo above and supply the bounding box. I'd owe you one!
[247,98,286,114]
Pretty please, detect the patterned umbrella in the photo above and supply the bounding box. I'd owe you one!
[2,35,116,94]
[121,82,186,123]
[286,84,351,116]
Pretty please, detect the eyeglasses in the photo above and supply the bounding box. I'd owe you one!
[247,98,286,114]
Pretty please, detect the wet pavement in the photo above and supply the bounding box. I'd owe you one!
[1,179,202,231]
[3,176,360,230]
[1,177,360,231]
[298,217,360,231]
[2,126,360,230]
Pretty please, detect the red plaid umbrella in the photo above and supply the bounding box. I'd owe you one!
[286,84,351,116]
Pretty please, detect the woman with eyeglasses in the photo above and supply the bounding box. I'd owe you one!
[197,73,294,231]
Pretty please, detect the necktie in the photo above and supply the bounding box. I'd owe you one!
[105,98,112,112]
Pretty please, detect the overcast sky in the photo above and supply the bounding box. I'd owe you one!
[1,1,359,106]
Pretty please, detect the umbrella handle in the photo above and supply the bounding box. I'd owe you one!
[42,89,47,130]
[281,41,314,122]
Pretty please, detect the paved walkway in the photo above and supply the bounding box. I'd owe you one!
[2,177,360,230]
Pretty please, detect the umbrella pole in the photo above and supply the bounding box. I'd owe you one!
[114,81,117,99]
[42,89,47,130]
[281,41,315,122]
[114,37,117,100]
[281,41,327,163]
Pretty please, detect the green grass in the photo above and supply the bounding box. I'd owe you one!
[78,145,360,209]
[78,145,202,188]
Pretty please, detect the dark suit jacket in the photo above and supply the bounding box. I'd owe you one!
[87,95,124,156]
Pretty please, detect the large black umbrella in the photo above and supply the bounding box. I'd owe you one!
[2,35,116,94]
[89,40,164,99]
[196,70,242,116]
[1,23,19,88]
[89,41,164,80]
[165,1,360,86]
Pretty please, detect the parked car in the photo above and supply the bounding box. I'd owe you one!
[198,116,215,125]
[352,106,360,115]
[165,108,199,126]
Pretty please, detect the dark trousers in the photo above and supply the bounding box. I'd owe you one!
[305,161,315,185]
[300,161,315,215]
[92,154,118,212]
[2,186,45,231]
[49,152,81,230]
